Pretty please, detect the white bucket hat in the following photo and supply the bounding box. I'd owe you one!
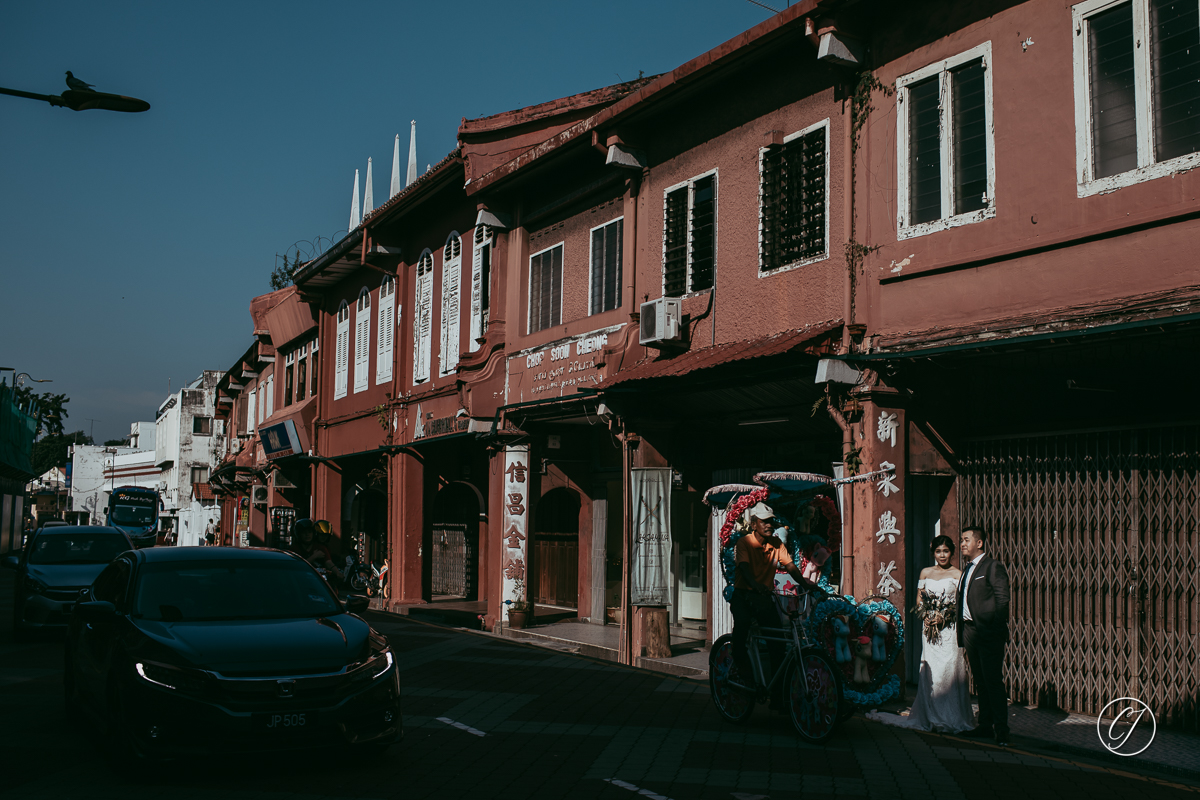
[744,501,775,524]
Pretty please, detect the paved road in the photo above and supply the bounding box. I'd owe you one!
[2,605,1197,800]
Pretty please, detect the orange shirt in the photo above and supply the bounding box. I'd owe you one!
[734,533,790,590]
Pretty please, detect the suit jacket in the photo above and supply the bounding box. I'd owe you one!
[957,553,1011,646]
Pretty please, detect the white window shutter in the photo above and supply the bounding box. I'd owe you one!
[265,375,273,419]
[353,301,370,393]
[440,238,462,377]
[376,283,394,385]
[469,227,490,352]
[413,259,433,384]
[247,390,256,432]
[335,316,349,399]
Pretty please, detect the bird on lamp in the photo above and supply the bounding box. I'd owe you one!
[65,71,96,92]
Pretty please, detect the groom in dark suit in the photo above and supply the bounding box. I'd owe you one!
[957,525,1011,745]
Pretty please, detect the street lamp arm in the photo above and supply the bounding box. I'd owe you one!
[0,84,150,113]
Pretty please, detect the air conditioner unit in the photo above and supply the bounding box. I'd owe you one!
[251,485,270,505]
[639,298,683,347]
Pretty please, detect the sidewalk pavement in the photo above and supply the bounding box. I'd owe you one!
[502,619,711,677]
[871,695,1200,781]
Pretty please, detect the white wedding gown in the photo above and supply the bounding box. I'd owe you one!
[867,576,975,733]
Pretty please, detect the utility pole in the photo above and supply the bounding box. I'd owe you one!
[86,418,101,442]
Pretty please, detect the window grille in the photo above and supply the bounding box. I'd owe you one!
[760,125,826,273]
[663,173,716,297]
[590,218,623,315]
[529,244,563,334]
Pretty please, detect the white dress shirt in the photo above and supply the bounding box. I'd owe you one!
[962,553,985,621]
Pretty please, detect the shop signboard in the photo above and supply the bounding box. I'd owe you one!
[259,419,302,460]
[501,445,530,606]
[505,326,620,403]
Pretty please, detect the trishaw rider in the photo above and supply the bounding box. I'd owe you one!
[732,502,813,697]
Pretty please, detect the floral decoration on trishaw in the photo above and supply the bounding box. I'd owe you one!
[706,472,905,708]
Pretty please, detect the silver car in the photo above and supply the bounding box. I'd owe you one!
[6,526,133,639]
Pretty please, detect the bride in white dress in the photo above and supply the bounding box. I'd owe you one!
[868,535,975,733]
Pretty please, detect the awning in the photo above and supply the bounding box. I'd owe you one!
[600,320,841,390]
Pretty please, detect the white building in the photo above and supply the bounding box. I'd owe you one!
[155,372,225,537]
[68,421,156,525]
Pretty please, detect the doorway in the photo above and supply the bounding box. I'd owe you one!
[532,487,580,608]
[429,482,480,600]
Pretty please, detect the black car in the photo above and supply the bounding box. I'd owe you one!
[5,525,135,639]
[65,546,401,759]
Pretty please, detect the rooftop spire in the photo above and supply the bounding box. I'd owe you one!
[349,169,361,232]
[406,120,417,187]
[363,157,374,218]
[390,134,402,199]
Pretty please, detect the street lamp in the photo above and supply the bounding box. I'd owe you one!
[0,74,150,113]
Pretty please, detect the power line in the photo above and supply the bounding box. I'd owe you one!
[745,0,782,12]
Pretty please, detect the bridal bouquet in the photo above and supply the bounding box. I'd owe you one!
[913,590,958,645]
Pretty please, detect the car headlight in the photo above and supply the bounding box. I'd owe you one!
[368,650,393,680]
[135,661,211,693]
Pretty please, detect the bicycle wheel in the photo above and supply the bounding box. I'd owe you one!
[786,647,843,743]
[709,634,755,724]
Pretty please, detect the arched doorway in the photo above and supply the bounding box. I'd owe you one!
[532,487,580,608]
[429,481,481,600]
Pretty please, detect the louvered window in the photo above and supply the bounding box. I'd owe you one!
[247,389,257,432]
[590,218,623,315]
[469,225,493,352]
[529,243,563,334]
[334,300,350,400]
[760,123,827,273]
[413,251,434,384]
[439,234,463,377]
[376,275,395,385]
[264,374,273,419]
[284,351,295,407]
[898,43,995,235]
[663,172,716,297]
[353,287,371,394]
[1074,0,1200,191]
[296,344,307,402]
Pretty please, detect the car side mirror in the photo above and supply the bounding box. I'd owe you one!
[3,556,18,570]
[344,595,369,614]
[76,601,116,622]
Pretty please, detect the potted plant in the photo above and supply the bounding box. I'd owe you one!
[505,599,532,629]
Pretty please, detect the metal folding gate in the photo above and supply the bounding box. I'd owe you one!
[431,523,471,598]
[959,426,1199,730]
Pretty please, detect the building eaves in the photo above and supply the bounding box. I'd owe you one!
[600,320,841,390]
[459,76,661,136]
[467,0,823,195]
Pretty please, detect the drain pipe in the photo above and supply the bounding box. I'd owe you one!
[825,384,855,598]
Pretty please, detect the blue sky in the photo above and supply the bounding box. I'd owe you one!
[0,1,773,445]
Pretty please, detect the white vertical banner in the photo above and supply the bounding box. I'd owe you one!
[631,467,671,606]
[501,444,531,605]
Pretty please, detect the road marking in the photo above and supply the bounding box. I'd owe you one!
[604,779,674,800]
[436,716,486,737]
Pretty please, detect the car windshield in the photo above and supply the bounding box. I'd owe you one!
[112,502,155,526]
[28,533,129,565]
[133,559,342,621]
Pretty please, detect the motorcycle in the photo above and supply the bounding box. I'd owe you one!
[343,554,372,594]
[367,558,389,598]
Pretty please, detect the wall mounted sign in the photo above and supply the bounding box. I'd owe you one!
[502,444,530,607]
[259,419,302,460]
